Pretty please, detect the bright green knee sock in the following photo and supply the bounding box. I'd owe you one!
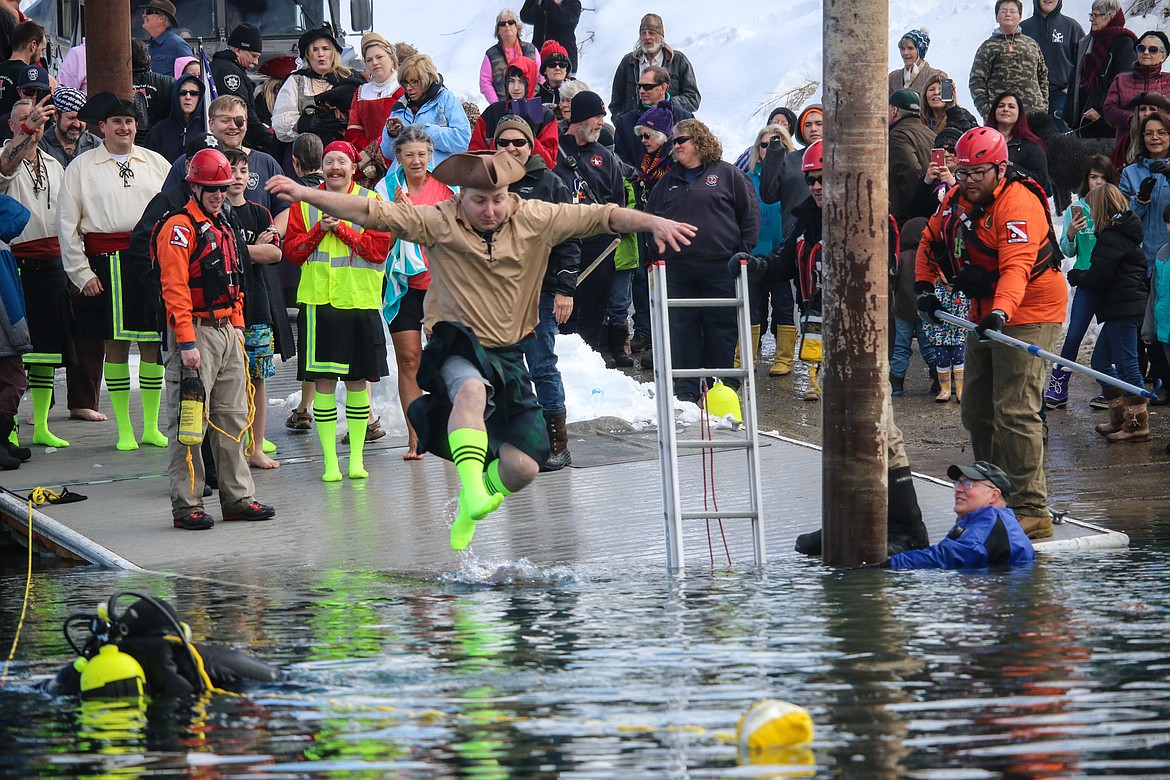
[449,428,502,519]
[345,388,370,479]
[138,361,167,447]
[482,459,513,498]
[104,361,137,451]
[313,392,341,482]
[28,365,67,447]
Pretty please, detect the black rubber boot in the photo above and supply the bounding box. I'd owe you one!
[608,324,634,367]
[0,417,23,469]
[887,465,929,554]
[794,528,822,556]
[0,415,29,463]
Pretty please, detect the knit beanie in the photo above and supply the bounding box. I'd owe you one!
[540,39,570,66]
[636,100,675,136]
[1138,30,1170,56]
[493,114,535,145]
[902,29,930,60]
[933,126,964,150]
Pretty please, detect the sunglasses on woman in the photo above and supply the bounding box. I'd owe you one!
[495,137,529,148]
[1137,44,1164,54]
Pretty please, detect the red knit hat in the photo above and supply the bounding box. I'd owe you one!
[540,40,570,69]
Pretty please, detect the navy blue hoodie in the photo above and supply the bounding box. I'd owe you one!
[1020,0,1085,92]
[145,74,207,163]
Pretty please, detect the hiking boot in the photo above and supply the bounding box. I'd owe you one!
[1044,366,1071,409]
[630,331,651,353]
[640,347,654,370]
[285,408,312,430]
[223,501,276,521]
[608,323,634,368]
[174,511,215,531]
[1089,395,1110,410]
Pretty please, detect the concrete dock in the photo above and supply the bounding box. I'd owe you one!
[0,363,1126,573]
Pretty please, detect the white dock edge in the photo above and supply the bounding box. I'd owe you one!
[0,491,140,570]
[1034,517,1130,552]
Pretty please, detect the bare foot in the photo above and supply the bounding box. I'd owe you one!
[69,408,108,422]
[403,449,424,461]
[249,454,281,469]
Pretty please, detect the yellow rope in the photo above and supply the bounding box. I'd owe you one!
[200,336,256,456]
[0,492,39,684]
[162,635,243,697]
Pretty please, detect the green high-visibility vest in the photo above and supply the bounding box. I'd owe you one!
[296,185,385,310]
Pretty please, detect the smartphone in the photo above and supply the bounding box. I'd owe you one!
[1071,204,1084,221]
[939,79,955,103]
[931,148,946,168]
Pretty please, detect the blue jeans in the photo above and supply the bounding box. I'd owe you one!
[606,268,633,325]
[1059,288,1095,360]
[1049,87,1071,134]
[1091,314,1143,391]
[631,256,651,337]
[520,293,565,413]
[891,315,938,378]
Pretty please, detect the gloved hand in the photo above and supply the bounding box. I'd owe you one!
[1139,176,1158,202]
[727,251,766,281]
[914,280,943,325]
[1067,268,1083,287]
[1151,160,1170,177]
[976,309,1007,340]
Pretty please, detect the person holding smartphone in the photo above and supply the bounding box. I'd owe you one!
[919,74,979,133]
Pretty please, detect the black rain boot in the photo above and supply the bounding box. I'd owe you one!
[794,528,822,556]
[887,465,929,554]
[0,416,25,469]
[608,323,634,367]
[540,410,572,472]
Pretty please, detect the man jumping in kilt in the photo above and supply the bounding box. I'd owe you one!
[268,151,696,549]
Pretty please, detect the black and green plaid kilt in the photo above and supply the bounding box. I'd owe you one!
[408,321,549,464]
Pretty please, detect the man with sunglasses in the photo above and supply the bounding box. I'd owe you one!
[153,147,276,531]
[613,65,692,169]
[140,0,192,78]
[609,13,701,120]
[915,126,1067,540]
[876,461,1035,569]
[0,21,48,117]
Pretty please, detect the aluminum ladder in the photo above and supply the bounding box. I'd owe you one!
[648,258,766,569]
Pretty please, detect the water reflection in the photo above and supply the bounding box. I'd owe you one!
[1,552,1169,776]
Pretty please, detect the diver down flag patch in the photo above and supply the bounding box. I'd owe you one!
[170,225,191,248]
[1005,220,1028,244]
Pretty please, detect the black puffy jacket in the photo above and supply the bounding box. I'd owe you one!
[1074,210,1148,321]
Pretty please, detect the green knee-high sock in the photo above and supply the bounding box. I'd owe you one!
[138,361,167,447]
[449,428,503,519]
[345,388,370,479]
[482,459,514,498]
[104,361,138,451]
[28,365,68,447]
[314,391,342,482]
[451,461,512,551]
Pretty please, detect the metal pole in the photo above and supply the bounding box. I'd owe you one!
[85,0,133,100]
[821,0,889,566]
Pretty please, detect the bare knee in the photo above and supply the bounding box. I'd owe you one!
[499,445,539,491]
[453,379,487,409]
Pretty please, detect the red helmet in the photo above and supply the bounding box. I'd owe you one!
[801,140,823,172]
[186,148,234,187]
[955,127,1008,167]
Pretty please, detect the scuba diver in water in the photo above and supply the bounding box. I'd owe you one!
[49,592,280,698]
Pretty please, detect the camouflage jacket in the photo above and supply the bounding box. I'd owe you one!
[968,30,1049,119]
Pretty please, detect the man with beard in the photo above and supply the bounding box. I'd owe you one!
[554,90,630,367]
[609,13,700,119]
[916,126,1067,540]
[38,86,99,168]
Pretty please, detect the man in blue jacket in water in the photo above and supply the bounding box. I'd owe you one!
[885,461,1036,569]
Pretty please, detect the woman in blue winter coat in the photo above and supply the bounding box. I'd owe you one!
[1121,110,1170,272]
[380,54,471,168]
[1046,155,1117,410]
[1068,183,1150,442]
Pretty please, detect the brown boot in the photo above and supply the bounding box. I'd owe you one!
[1094,387,1126,436]
[540,410,572,471]
[1017,510,1054,540]
[1105,396,1150,443]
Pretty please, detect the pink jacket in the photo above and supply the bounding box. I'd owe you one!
[1103,69,1170,138]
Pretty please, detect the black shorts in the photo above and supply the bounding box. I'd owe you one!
[17,258,76,367]
[388,286,425,334]
[72,251,161,343]
[297,303,388,382]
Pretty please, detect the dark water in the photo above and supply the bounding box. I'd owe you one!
[1,523,1169,778]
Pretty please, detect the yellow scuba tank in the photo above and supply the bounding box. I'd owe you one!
[736,699,815,770]
[704,381,743,424]
[177,368,206,446]
[75,644,146,699]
